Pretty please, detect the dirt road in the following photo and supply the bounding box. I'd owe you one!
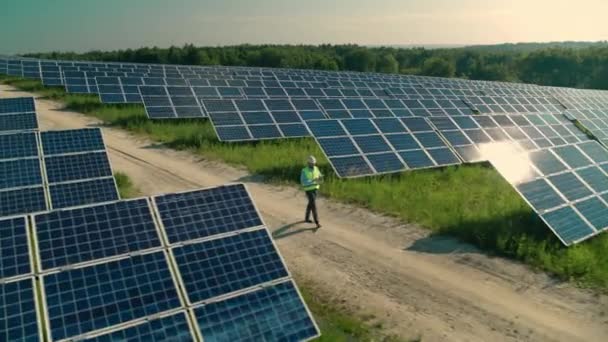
[2,84,607,342]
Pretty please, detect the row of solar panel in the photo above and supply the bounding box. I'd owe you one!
[6,58,608,106]
[0,184,319,342]
[1,57,521,85]
[7,57,604,98]
[0,128,119,217]
[6,57,608,98]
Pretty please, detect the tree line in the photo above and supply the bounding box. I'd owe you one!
[24,43,608,90]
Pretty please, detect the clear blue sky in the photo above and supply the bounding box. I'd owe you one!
[2,0,608,54]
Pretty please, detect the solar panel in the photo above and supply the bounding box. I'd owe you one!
[0,186,47,217]
[44,152,113,183]
[0,278,41,342]
[204,99,316,142]
[34,198,162,271]
[153,184,263,244]
[42,252,182,341]
[84,312,194,342]
[41,128,106,155]
[0,217,32,281]
[305,118,461,178]
[193,281,319,342]
[0,158,43,190]
[0,132,39,160]
[493,141,608,245]
[0,97,36,114]
[173,229,289,304]
[0,112,38,133]
[49,177,119,209]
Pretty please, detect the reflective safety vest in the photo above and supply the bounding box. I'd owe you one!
[300,166,321,191]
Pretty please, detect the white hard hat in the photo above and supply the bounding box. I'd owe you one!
[308,155,316,164]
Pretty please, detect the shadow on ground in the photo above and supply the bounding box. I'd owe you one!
[406,235,480,254]
[273,221,320,239]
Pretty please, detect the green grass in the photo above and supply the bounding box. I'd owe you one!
[4,75,608,291]
[114,172,140,198]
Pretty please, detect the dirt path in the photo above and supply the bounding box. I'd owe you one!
[2,85,608,342]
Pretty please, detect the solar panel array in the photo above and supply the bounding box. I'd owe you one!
[0,128,119,217]
[0,184,319,342]
[3,56,608,247]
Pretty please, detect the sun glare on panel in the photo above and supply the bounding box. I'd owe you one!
[478,142,536,185]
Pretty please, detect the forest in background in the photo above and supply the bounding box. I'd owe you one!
[24,42,608,90]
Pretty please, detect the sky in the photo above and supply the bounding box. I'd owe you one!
[2,0,608,54]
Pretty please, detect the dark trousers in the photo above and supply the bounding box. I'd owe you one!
[305,190,319,224]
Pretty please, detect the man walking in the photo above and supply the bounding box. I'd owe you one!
[300,155,322,228]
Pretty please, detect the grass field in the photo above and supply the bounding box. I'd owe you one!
[3,76,608,291]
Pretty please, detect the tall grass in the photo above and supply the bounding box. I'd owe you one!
[3,76,608,290]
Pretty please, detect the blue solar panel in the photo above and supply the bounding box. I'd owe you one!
[305,120,346,137]
[85,312,194,342]
[209,112,244,126]
[575,166,608,193]
[547,172,593,202]
[318,137,359,157]
[529,150,568,176]
[44,152,112,183]
[342,119,379,136]
[278,123,309,138]
[0,112,38,132]
[329,155,374,177]
[541,207,595,245]
[41,129,105,156]
[154,184,263,244]
[194,281,319,342]
[0,97,35,114]
[215,126,251,141]
[49,178,119,209]
[0,217,31,280]
[43,252,181,341]
[552,145,592,169]
[249,125,282,139]
[427,148,461,166]
[366,153,405,173]
[574,197,608,232]
[0,187,47,217]
[578,141,608,164]
[35,199,162,271]
[174,229,288,303]
[0,132,38,160]
[516,179,565,211]
[0,158,42,190]
[399,150,435,169]
[353,135,392,154]
[0,278,40,342]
